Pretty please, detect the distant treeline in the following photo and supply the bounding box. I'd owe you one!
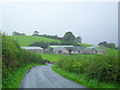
[13,31,82,44]
[12,31,26,36]
[38,34,62,40]
[98,41,117,49]
[12,31,117,49]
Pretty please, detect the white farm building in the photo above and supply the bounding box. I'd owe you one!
[83,45,106,54]
[47,45,74,54]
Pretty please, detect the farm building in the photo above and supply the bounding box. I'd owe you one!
[47,45,105,54]
[47,45,74,54]
[73,46,86,54]
[21,46,44,54]
[83,45,106,54]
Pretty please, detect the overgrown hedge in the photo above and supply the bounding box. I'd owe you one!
[2,35,45,88]
[55,52,120,85]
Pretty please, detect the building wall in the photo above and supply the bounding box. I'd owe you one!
[53,48,69,54]
[26,49,44,54]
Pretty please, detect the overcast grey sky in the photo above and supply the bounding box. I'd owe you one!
[2,2,118,45]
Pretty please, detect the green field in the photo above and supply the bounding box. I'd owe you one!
[78,43,93,47]
[41,54,76,62]
[8,36,60,46]
[41,54,99,62]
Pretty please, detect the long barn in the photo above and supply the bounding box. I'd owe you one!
[21,46,44,54]
[47,45,74,54]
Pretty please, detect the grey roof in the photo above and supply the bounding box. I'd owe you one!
[87,45,105,48]
[21,46,43,50]
[53,47,66,51]
[74,46,86,51]
[85,45,106,50]
[49,45,74,48]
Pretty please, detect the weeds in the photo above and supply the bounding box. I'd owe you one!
[54,49,119,88]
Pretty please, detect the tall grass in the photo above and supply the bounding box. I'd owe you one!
[52,65,118,88]
[55,49,119,88]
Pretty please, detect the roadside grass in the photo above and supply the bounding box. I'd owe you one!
[8,36,60,46]
[50,48,119,88]
[3,63,45,88]
[52,65,118,88]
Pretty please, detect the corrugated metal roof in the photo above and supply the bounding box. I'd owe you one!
[21,46,43,49]
[87,45,106,49]
[49,45,74,48]
[85,45,106,51]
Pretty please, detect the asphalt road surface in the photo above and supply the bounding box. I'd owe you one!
[19,64,88,88]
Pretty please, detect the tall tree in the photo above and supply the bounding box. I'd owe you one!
[98,41,116,49]
[61,32,75,45]
[32,31,39,36]
[75,36,82,43]
[12,31,26,36]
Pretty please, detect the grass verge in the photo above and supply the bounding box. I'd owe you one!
[52,65,118,89]
[4,63,45,88]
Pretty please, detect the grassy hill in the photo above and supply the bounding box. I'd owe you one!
[78,43,93,47]
[8,36,61,47]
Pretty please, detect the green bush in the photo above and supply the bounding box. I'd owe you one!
[2,35,44,88]
[55,51,119,84]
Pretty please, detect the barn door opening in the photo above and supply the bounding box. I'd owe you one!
[58,51,62,53]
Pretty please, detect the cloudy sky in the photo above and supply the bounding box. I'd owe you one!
[1,1,118,45]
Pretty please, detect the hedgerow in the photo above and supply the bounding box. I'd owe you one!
[55,51,119,85]
[2,35,45,88]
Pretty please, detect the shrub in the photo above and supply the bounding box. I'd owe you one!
[55,52,119,84]
[2,35,44,88]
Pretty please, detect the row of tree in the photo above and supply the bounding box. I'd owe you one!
[98,41,116,49]
[32,31,82,44]
[12,31,26,36]
[12,31,82,44]
[12,31,117,49]
[32,31,62,40]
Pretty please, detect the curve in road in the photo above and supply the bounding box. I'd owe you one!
[19,64,89,88]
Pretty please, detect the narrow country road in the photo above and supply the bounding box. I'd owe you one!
[19,64,88,88]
